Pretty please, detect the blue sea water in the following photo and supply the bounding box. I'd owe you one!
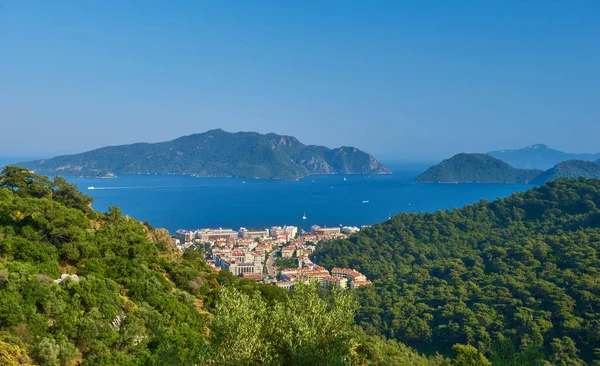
[62,164,533,234]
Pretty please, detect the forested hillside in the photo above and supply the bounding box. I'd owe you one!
[0,167,449,365]
[415,153,541,183]
[531,160,600,185]
[313,178,600,365]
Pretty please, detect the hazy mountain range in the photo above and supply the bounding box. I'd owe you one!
[18,129,390,180]
[488,144,600,170]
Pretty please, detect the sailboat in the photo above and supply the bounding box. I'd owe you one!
[302,212,307,220]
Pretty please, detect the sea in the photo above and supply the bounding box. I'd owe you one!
[46,162,532,234]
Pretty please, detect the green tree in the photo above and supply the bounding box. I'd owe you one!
[451,344,491,366]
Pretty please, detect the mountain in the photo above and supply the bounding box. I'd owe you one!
[0,167,447,365]
[415,153,542,183]
[488,144,600,170]
[531,160,600,185]
[18,129,390,180]
[313,178,600,364]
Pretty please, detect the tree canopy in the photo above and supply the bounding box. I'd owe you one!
[313,178,600,365]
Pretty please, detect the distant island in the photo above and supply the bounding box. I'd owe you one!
[19,129,390,180]
[415,153,542,184]
[531,160,600,185]
[416,153,600,184]
[488,144,600,170]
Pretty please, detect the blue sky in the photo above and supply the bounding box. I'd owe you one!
[1,1,599,160]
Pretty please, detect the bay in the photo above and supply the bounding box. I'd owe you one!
[64,163,532,234]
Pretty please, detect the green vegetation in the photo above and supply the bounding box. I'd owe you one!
[313,177,600,364]
[488,144,600,171]
[18,129,390,179]
[415,153,541,183]
[9,166,599,364]
[0,167,451,365]
[532,160,600,185]
[274,257,297,270]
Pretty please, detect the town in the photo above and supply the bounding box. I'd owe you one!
[173,225,371,290]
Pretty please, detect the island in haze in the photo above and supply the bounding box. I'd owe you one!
[531,160,600,185]
[18,129,390,180]
[488,143,600,170]
[415,153,542,184]
[417,152,600,185]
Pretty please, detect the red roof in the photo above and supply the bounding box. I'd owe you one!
[243,273,263,281]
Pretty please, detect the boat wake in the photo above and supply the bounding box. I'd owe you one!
[87,186,171,190]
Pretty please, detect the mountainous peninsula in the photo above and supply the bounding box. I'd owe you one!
[19,129,390,180]
[531,160,600,185]
[415,153,542,183]
[488,144,600,170]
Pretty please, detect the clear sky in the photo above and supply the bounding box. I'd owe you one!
[1,1,599,160]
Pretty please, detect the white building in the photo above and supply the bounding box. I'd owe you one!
[239,228,269,239]
[341,226,360,235]
[284,225,298,238]
[175,229,194,242]
[196,228,238,242]
[270,226,284,237]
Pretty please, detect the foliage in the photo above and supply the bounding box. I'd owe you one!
[451,344,491,366]
[0,167,210,364]
[275,256,297,270]
[0,340,33,365]
[17,130,390,179]
[204,282,448,366]
[415,153,541,183]
[313,178,600,364]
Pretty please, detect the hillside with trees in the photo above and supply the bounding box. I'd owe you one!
[0,167,450,365]
[415,153,541,183]
[313,178,600,365]
[532,160,600,185]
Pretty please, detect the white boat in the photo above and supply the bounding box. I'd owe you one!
[87,186,95,190]
[343,177,346,181]
[362,200,369,203]
[302,212,307,220]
